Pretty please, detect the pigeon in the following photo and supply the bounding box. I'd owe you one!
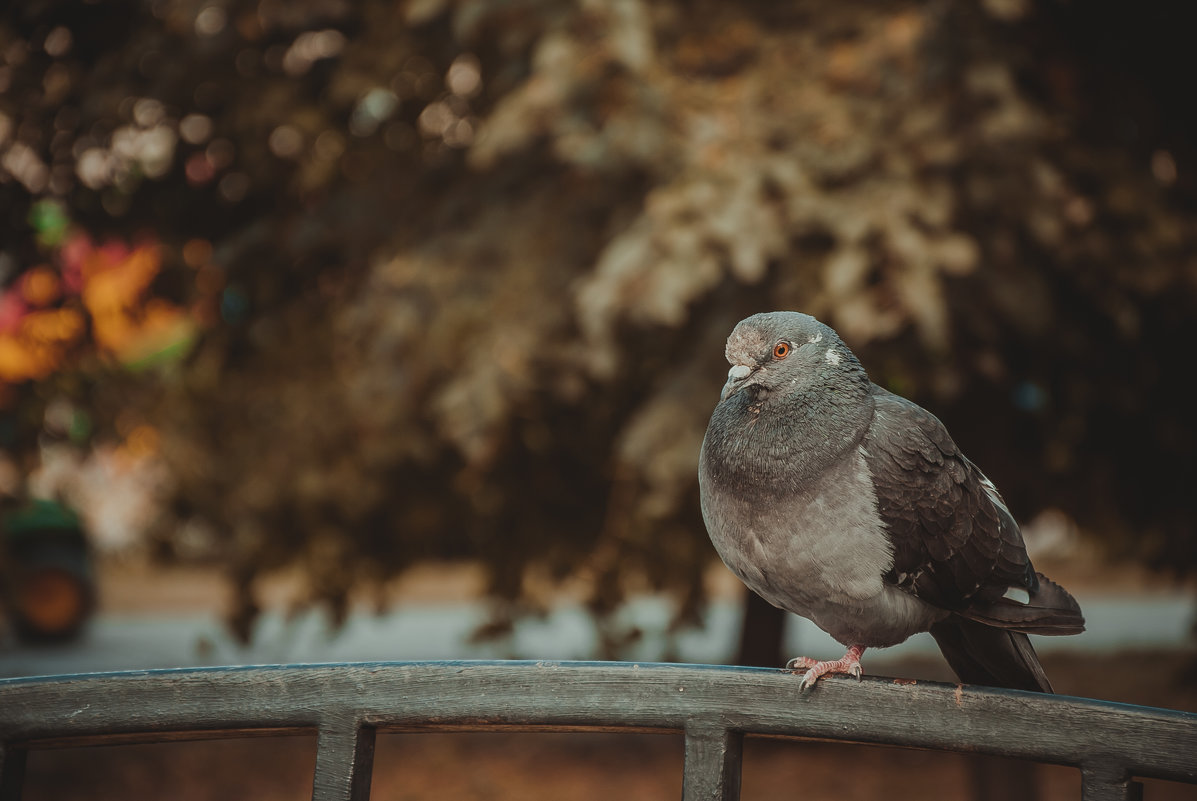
[699,311,1085,692]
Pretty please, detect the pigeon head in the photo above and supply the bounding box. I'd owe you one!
[718,311,866,405]
[702,311,874,490]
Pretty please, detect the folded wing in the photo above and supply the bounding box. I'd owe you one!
[861,387,1084,690]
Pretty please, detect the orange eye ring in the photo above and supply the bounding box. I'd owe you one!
[773,342,790,359]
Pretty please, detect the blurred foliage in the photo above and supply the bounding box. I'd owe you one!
[1,0,1194,647]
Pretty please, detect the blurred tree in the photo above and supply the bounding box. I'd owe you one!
[0,0,1193,653]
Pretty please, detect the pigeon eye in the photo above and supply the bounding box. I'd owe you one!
[773,342,791,359]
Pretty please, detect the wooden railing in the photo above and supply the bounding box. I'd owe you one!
[2,660,1195,800]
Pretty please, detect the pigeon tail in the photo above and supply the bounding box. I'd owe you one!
[960,573,1086,636]
[929,616,1054,693]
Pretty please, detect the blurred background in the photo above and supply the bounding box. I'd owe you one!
[1,0,1196,798]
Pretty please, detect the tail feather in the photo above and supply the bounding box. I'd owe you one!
[962,573,1086,636]
[929,616,1054,693]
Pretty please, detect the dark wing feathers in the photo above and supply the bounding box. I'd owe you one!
[864,388,1019,607]
[864,387,1084,636]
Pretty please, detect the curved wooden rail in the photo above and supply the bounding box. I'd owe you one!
[1,660,1195,800]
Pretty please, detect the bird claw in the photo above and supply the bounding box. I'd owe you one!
[784,646,866,690]
[785,656,818,671]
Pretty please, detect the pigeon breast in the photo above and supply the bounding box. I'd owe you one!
[700,415,948,647]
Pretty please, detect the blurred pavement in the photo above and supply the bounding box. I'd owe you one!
[1,593,1192,680]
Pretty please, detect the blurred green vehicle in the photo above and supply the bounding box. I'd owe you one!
[1,499,95,643]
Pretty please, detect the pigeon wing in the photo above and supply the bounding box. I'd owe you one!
[862,387,1083,634]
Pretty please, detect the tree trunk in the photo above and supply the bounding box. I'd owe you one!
[734,590,787,668]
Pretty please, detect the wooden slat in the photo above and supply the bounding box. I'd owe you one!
[0,743,27,801]
[682,723,743,801]
[1081,763,1144,801]
[312,721,375,801]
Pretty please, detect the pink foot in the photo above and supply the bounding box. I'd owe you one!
[785,645,866,690]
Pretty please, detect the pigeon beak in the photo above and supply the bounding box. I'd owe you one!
[720,364,753,401]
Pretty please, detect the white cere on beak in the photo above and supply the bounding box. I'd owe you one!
[1002,586,1031,605]
[825,350,841,366]
[720,363,755,401]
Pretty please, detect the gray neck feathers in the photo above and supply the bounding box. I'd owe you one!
[702,360,874,494]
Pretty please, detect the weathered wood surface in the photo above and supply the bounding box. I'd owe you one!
[683,723,743,801]
[1,660,1195,789]
[313,721,375,801]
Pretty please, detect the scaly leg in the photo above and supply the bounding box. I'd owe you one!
[785,644,866,691]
